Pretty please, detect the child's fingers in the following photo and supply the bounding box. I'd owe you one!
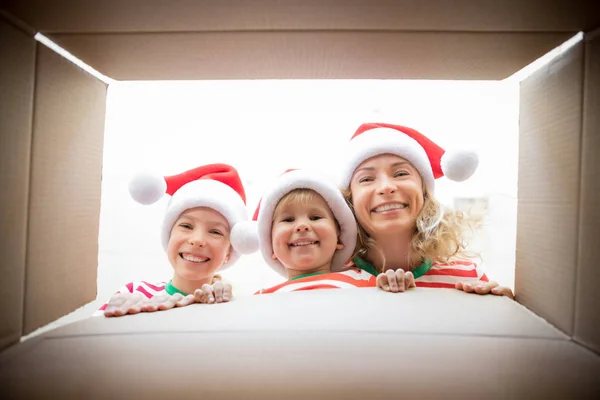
[118,293,145,315]
[376,273,390,291]
[223,284,232,302]
[158,293,183,310]
[193,288,206,303]
[213,281,224,303]
[200,284,215,304]
[176,294,195,307]
[385,269,398,292]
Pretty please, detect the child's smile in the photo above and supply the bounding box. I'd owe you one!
[180,252,210,263]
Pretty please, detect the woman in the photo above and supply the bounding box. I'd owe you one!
[339,122,513,299]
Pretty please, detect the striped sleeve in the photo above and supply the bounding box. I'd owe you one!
[415,261,488,289]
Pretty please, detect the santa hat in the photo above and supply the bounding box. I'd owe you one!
[339,122,478,193]
[232,169,357,278]
[128,163,255,269]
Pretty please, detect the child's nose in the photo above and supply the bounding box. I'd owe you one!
[189,233,206,246]
[294,221,310,232]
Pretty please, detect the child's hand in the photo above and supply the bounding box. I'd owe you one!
[194,280,232,304]
[455,281,514,300]
[376,269,416,293]
[141,293,196,312]
[104,292,149,317]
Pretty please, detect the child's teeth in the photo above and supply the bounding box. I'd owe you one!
[182,254,207,262]
[291,241,317,247]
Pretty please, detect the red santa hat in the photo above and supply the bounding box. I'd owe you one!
[232,169,357,278]
[338,122,479,193]
[128,163,255,269]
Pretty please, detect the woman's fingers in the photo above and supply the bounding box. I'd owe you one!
[405,271,416,289]
[385,269,398,292]
[376,273,390,291]
[491,285,515,300]
[394,269,406,292]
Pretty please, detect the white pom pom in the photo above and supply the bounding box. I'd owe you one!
[230,221,259,255]
[440,149,479,182]
[128,172,167,205]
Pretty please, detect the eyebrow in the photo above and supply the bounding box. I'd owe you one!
[178,215,230,231]
[354,161,411,174]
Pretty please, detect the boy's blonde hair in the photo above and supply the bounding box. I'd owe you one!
[342,187,481,274]
[273,188,341,233]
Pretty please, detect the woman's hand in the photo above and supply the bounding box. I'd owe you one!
[376,269,416,293]
[455,281,514,300]
[194,280,233,304]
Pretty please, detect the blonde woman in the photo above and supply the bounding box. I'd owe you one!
[339,123,514,299]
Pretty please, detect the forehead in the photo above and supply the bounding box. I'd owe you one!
[274,190,333,215]
[177,206,230,228]
[357,153,414,170]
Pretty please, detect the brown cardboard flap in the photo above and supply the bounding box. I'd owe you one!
[23,44,107,335]
[574,29,600,353]
[46,31,573,80]
[516,42,584,334]
[0,15,35,352]
[1,290,599,398]
[3,0,599,33]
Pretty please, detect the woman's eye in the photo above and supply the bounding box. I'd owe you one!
[358,176,373,183]
[394,171,408,177]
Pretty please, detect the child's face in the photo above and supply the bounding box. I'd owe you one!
[167,207,231,282]
[271,191,342,274]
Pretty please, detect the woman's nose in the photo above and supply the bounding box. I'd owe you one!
[377,176,396,195]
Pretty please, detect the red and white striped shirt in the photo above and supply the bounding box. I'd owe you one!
[350,257,488,289]
[255,268,377,295]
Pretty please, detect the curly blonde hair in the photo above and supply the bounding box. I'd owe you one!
[342,187,481,273]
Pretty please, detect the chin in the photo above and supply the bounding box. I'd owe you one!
[374,222,414,235]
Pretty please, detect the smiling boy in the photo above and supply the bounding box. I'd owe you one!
[242,169,376,293]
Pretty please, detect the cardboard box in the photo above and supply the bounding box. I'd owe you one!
[1,1,599,397]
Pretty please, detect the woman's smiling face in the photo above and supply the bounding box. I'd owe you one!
[350,153,424,238]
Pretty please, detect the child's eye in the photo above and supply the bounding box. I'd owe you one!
[209,230,224,236]
[281,217,294,223]
[179,223,193,230]
[310,215,323,221]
